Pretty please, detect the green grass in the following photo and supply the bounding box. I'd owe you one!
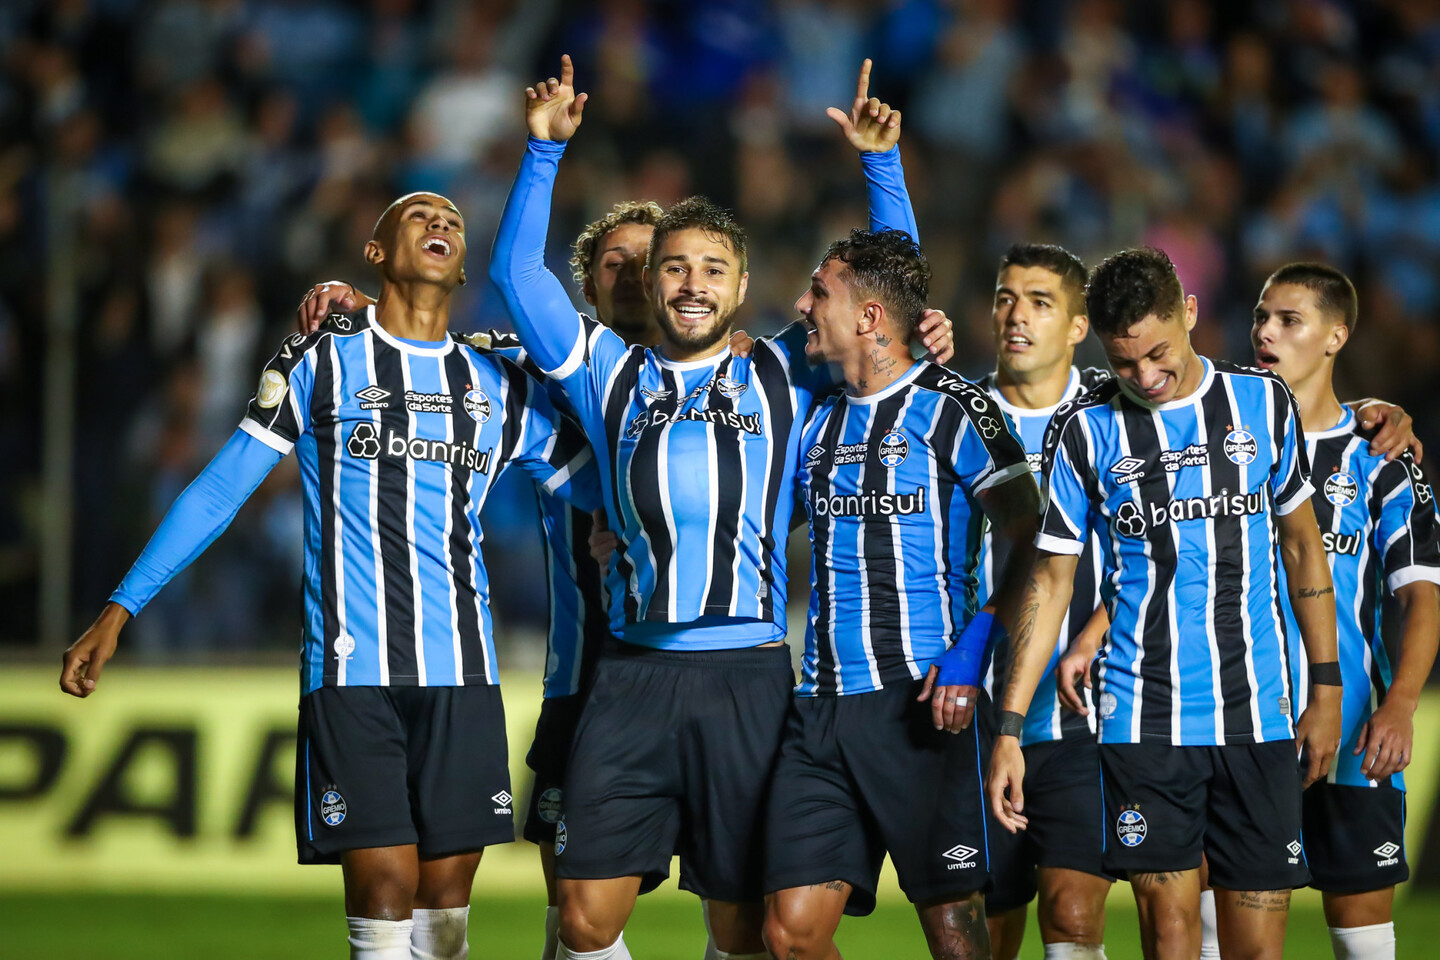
[4,891,1440,959]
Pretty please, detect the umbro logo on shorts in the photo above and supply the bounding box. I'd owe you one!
[1286,839,1302,865]
[942,844,978,870]
[1375,841,1401,867]
[492,790,513,815]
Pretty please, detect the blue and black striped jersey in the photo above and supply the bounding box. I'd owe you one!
[978,366,1112,744]
[795,361,1031,696]
[1287,408,1440,789]
[545,316,826,649]
[241,307,600,694]
[1037,358,1313,745]
[453,330,609,699]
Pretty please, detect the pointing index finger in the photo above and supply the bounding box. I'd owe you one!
[560,54,574,88]
[855,58,872,104]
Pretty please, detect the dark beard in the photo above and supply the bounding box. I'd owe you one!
[656,302,735,353]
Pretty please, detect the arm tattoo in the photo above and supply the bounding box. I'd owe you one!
[1294,586,1334,600]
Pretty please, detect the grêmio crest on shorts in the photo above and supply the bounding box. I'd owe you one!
[1036,358,1313,746]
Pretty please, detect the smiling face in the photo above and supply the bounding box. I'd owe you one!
[1251,281,1347,389]
[992,264,1088,380]
[366,192,466,288]
[796,257,864,366]
[1098,297,1202,405]
[646,226,747,357]
[585,221,655,341]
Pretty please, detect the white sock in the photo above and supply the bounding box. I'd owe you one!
[1043,945,1106,959]
[1328,922,1396,960]
[348,917,415,960]
[544,906,561,960]
[411,907,469,960]
[701,900,719,960]
[557,934,633,960]
[1199,888,1220,959]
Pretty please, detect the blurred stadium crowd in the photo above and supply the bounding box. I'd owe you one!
[2,0,1438,656]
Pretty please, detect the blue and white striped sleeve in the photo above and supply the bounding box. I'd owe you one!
[1377,455,1440,591]
[1270,380,1314,514]
[1035,412,1091,556]
[239,333,321,454]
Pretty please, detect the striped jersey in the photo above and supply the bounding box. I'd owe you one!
[547,315,827,649]
[978,366,1112,744]
[795,361,1032,695]
[242,306,600,694]
[1037,357,1313,746]
[1285,407,1440,788]
[453,330,609,699]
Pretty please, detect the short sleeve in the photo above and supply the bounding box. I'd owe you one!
[948,387,1030,495]
[1375,455,1440,591]
[1270,379,1314,514]
[239,332,322,455]
[1035,409,1093,556]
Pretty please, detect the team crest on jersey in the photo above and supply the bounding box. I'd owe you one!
[1324,471,1357,507]
[464,388,491,422]
[878,431,908,466]
[333,634,355,659]
[716,376,748,399]
[321,789,347,826]
[1116,808,1146,847]
[256,369,288,409]
[1098,692,1117,719]
[355,385,391,410]
[1224,428,1258,465]
[537,788,563,824]
[554,820,568,855]
[640,386,672,402]
[1110,456,1147,484]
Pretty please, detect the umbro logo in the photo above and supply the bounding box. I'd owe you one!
[942,844,979,870]
[1286,839,1302,864]
[491,790,513,814]
[806,445,825,463]
[1111,456,1146,484]
[356,385,391,410]
[1375,841,1401,867]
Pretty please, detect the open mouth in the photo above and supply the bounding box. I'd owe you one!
[1254,348,1279,368]
[421,235,452,258]
[1004,333,1033,352]
[1140,375,1171,399]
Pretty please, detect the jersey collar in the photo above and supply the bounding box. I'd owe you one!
[1305,404,1355,440]
[367,305,456,357]
[986,366,1081,419]
[843,358,923,406]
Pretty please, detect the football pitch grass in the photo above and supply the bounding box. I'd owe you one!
[6,889,1440,959]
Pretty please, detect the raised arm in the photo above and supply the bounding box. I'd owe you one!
[60,430,284,696]
[489,55,590,374]
[827,59,918,241]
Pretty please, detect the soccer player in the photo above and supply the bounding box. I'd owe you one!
[989,246,1343,960]
[1250,263,1440,960]
[974,243,1114,960]
[60,192,602,960]
[760,228,1039,959]
[489,56,951,960]
[296,198,667,959]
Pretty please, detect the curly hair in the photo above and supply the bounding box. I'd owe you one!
[1085,247,1185,337]
[821,228,931,334]
[646,196,747,273]
[569,200,665,284]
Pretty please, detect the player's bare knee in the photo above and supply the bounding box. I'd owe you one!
[917,892,990,959]
[762,898,828,960]
[1039,890,1103,943]
[558,898,625,953]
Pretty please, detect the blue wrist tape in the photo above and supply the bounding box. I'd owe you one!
[934,611,1004,688]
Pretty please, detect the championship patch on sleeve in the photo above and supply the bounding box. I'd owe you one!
[256,369,288,409]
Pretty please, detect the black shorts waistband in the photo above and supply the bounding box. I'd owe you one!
[602,640,791,668]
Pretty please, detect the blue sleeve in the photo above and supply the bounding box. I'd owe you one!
[861,146,918,241]
[1036,415,1093,556]
[1270,380,1314,514]
[488,137,588,375]
[110,430,284,616]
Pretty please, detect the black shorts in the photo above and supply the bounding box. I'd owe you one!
[763,680,990,917]
[294,685,514,865]
[1098,740,1308,890]
[984,737,1110,915]
[1303,781,1408,893]
[523,694,585,845]
[552,642,794,902]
